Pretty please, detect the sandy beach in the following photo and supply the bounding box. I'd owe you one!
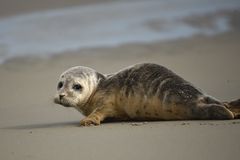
[0,0,240,160]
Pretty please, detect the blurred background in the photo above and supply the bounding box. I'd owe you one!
[0,0,240,160]
[0,0,239,63]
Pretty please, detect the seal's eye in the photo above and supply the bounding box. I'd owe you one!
[57,81,63,89]
[72,84,83,91]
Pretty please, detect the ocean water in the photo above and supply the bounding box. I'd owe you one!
[0,0,240,63]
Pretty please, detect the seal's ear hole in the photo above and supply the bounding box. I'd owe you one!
[72,84,83,91]
[57,81,63,90]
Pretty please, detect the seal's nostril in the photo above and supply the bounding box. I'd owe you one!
[59,94,65,100]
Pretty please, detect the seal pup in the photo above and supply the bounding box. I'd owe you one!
[54,63,240,126]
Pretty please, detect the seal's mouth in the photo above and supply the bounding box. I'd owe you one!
[59,102,71,107]
[54,97,71,107]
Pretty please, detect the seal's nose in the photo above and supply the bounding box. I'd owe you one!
[59,94,65,100]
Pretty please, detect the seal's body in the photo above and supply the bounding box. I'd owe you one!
[54,63,240,126]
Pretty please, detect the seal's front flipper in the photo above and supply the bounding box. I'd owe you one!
[223,99,240,119]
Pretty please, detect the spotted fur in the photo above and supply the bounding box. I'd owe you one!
[54,63,240,126]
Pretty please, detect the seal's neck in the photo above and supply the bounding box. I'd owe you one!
[76,73,106,116]
[80,89,98,116]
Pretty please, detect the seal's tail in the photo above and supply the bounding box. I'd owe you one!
[223,99,240,119]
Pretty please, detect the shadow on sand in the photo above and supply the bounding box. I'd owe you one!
[1,121,80,130]
[0,119,151,130]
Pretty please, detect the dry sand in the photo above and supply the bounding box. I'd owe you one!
[0,1,240,160]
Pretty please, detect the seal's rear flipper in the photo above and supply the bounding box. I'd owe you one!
[224,99,240,119]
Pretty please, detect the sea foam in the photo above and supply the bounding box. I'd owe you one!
[0,0,239,63]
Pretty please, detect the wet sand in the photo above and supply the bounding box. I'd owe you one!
[1,31,240,160]
[0,0,113,18]
[0,1,240,160]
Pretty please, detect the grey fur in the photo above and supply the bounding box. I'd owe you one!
[55,63,235,122]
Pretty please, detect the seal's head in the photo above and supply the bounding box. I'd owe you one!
[54,66,104,110]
